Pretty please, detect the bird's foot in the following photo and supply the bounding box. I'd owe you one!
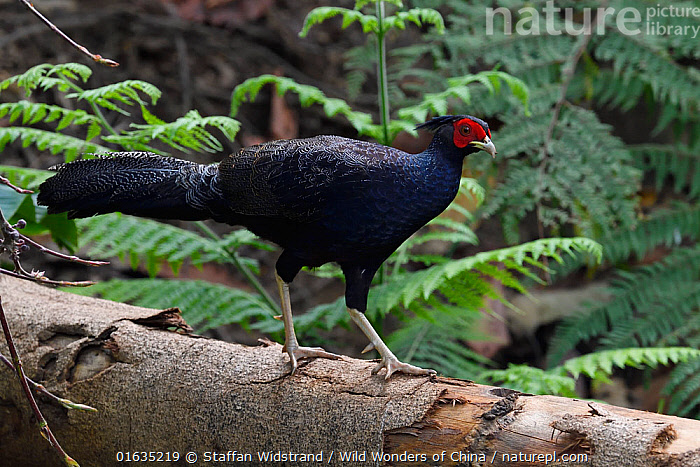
[371,355,437,380]
[284,344,343,374]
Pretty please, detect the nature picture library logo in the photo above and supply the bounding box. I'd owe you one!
[485,1,700,38]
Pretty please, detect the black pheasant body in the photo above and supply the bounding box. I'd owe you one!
[210,135,465,268]
[38,115,496,378]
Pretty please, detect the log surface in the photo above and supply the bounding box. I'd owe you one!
[1,275,699,466]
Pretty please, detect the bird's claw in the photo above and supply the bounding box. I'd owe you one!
[361,342,375,354]
[285,345,343,374]
[371,355,437,380]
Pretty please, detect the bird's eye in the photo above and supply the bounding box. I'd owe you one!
[459,125,471,136]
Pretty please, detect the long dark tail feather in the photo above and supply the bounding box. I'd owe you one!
[38,152,221,220]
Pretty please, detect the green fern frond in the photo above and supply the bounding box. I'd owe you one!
[402,220,478,248]
[300,3,443,38]
[480,364,576,397]
[0,101,103,141]
[459,176,485,204]
[557,347,700,381]
[354,0,403,10]
[604,203,699,264]
[76,214,226,276]
[104,109,240,154]
[547,246,700,366]
[379,237,600,321]
[0,63,91,96]
[384,9,445,34]
[477,107,639,242]
[482,347,700,397]
[591,31,699,122]
[549,202,700,281]
[230,74,380,138]
[440,237,602,283]
[398,70,530,123]
[67,80,162,116]
[0,127,110,161]
[631,144,700,198]
[664,358,700,417]
[599,283,700,350]
[213,229,275,255]
[300,7,379,36]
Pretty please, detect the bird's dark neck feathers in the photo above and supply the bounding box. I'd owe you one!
[414,126,469,175]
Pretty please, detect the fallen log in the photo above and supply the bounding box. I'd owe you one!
[1,275,699,466]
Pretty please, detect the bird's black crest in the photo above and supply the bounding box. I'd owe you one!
[416,115,489,133]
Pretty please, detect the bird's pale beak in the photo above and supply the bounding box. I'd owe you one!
[469,136,497,158]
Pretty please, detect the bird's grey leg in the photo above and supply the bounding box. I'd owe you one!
[347,307,436,379]
[275,274,341,373]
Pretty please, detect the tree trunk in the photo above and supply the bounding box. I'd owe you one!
[1,275,699,466]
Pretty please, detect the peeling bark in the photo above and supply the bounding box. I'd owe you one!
[1,276,699,466]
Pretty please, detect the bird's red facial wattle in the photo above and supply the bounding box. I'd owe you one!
[452,118,497,158]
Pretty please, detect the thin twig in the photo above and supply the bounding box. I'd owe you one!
[0,208,97,287]
[0,353,97,412]
[0,176,107,283]
[0,174,33,194]
[0,179,104,465]
[19,234,109,267]
[0,297,79,466]
[0,267,96,287]
[17,0,118,67]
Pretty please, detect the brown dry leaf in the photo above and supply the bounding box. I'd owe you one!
[162,0,273,26]
[168,0,206,22]
[269,69,299,140]
[209,0,274,27]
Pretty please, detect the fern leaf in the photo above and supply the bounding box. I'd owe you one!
[377,237,600,328]
[664,358,700,417]
[480,364,577,397]
[230,74,375,138]
[0,127,109,162]
[442,237,601,282]
[384,9,445,34]
[485,348,700,397]
[459,177,485,206]
[631,144,700,198]
[0,63,91,96]
[558,347,700,380]
[398,69,530,123]
[354,0,403,9]
[591,31,699,127]
[300,7,378,37]
[76,214,229,275]
[67,80,162,115]
[0,101,103,134]
[547,246,700,366]
[105,109,240,154]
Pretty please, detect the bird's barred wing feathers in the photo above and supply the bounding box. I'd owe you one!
[217,136,408,222]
